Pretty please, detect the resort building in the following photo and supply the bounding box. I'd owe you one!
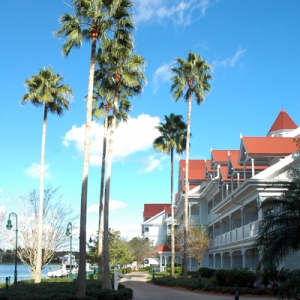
[142,109,300,271]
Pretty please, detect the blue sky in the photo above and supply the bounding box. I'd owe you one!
[1,0,300,247]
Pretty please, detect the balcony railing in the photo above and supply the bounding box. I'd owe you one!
[213,220,259,247]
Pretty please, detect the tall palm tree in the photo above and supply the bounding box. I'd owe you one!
[153,113,188,277]
[170,52,212,278]
[21,67,72,283]
[54,1,133,295]
[96,42,146,288]
[92,80,131,281]
[255,181,300,270]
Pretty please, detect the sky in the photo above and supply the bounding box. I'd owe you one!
[1,0,300,249]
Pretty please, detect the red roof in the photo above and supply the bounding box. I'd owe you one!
[211,150,233,163]
[143,204,170,221]
[157,245,171,252]
[268,109,297,135]
[242,137,299,156]
[179,160,207,192]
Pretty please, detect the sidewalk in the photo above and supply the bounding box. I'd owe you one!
[121,272,277,300]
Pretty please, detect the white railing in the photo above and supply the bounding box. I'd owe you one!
[212,220,259,247]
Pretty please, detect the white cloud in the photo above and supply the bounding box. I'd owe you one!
[87,200,127,213]
[138,154,166,173]
[134,0,211,26]
[212,46,246,69]
[110,222,142,240]
[153,63,172,93]
[24,163,51,179]
[63,114,161,166]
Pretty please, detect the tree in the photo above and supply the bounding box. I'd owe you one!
[255,181,300,270]
[173,222,210,271]
[54,0,134,295]
[6,187,76,279]
[186,224,210,270]
[129,237,156,270]
[21,68,72,283]
[170,52,212,278]
[92,80,131,280]
[153,113,187,277]
[86,229,133,268]
[97,41,146,287]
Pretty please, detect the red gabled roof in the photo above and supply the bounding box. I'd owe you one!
[157,245,171,252]
[211,150,233,163]
[143,204,170,221]
[242,137,299,156]
[268,109,297,135]
[179,160,207,192]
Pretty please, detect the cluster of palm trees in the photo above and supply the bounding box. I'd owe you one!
[20,0,213,297]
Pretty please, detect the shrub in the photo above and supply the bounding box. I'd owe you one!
[199,267,215,278]
[214,269,235,286]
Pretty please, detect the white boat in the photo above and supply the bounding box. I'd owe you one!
[47,255,78,278]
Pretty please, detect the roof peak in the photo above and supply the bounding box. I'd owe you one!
[267,109,297,135]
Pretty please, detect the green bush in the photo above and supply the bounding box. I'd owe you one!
[0,278,133,300]
[199,267,215,278]
[214,269,235,286]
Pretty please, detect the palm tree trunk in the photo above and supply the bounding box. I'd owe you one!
[77,39,97,298]
[183,89,192,279]
[103,83,119,289]
[35,104,48,284]
[97,109,109,281]
[171,147,175,277]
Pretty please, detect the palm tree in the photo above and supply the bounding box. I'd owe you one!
[21,67,72,283]
[170,52,212,278]
[153,113,188,277]
[255,181,300,270]
[96,42,146,288]
[54,1,134,295]
[92,81,131,281]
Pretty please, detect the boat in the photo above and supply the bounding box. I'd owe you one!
[47,254,78,278]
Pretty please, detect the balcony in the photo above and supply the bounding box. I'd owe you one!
[213,220,259,247]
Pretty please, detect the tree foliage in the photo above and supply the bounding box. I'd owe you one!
[86,230,133,267]
[174,222,210,269]
[255,181,300,270]
[129,237,155,269]
[6,187,77,279]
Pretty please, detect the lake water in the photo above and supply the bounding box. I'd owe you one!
[0,263,59,283]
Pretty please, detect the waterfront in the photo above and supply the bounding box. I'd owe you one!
[0,263,58,283]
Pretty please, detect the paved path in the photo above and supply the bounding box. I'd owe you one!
[120,272,277,300]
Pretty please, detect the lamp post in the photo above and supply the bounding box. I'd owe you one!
[66,222,72,278]
[6,212,18,284]
[89,234,96,244]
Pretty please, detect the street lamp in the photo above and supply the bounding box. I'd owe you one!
[6,212,18,284]
[89,234,96,244]
[65,222,72,278]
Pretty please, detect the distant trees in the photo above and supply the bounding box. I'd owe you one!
[6,187,76,279]
[170,52,212,278]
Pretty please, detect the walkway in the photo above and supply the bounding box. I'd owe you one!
[120,272,277,300]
